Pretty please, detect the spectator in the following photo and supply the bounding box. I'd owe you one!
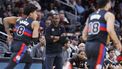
[59,10,70,32]
[69,50,88,69]
[104,48,118,69]
[59,10,69,24]
[31,35,46,59]
[0,5,5,18]
[45,19,52,28]
[75,0,85,15]
[29,0,41,10]
[78,43,85,52]
[117,52,122,65]
[45,13,66,69]
[0,41,9,57]
[4,5,13,17]
[62,40,71,65]
[69,37,79,57]
[119,2,122,17]
[68,0,76,6]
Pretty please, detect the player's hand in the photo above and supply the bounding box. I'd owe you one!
[7,35,13,41]
[7,35,13,45]
[115,42,122,52]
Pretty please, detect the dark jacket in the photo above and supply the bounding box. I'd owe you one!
[45,24,66,54]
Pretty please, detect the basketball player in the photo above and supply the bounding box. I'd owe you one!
[4,4,39,69]
[82,0,122,69]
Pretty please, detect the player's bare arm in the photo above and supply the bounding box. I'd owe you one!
[82,18,89,41]
[31,21,40,45]
[3,16,20,41]
[31,21,40,38]
[3,16,20,35]
[105,12,122,51]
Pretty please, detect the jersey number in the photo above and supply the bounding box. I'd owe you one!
[88,22,100,35]
[17,25,25,36]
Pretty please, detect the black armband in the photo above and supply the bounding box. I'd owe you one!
[32,38,39,45]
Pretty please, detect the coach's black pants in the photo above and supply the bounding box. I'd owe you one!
[5,41,32,69]
[85,41,106,69]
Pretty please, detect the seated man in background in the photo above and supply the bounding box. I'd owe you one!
[69,50,88,69]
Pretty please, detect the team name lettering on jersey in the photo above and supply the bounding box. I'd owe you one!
[90,14,101,20]
[20,20,29,26]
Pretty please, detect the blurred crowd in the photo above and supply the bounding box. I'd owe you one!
[0,0,122,69]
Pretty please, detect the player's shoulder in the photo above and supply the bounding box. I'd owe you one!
[105,12,115,19]
[32,20,39,24]
[105,12,115,17]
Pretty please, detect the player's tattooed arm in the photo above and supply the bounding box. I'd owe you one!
[82,18,89,41]
[105,12,122,51]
